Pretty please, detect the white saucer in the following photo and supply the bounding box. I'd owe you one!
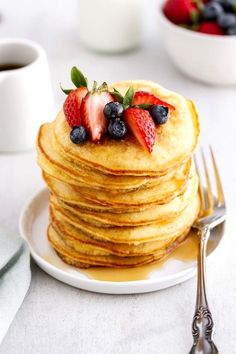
[19,188,220,294]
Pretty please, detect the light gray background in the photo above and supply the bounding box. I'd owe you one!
[0,0,236,353]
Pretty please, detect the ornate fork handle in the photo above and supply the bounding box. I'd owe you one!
[190,227,219,354]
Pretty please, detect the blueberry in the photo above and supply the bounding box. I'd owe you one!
[217,12,236,29]
[104,102,124,119]
[201,2,224,21]
[212,0,236,11]
[149,105,169,125]
[70,126,88,144]
[108,119,127,139]
[220,0,236,12]
[227,23,236,34]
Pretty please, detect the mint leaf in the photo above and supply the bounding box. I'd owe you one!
[60,84,73,95]
[123,87,134,107]
[71,67,88,88]
[112,88,124,103]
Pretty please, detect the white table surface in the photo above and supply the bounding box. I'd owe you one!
[0,1,236,353]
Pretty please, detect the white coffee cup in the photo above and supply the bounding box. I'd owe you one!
[0,38,55,152]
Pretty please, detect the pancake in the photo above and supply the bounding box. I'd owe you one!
[44,173,156,213]
[37,123,191,192]
[50,173,198,227]
[37,123,163,192]
[53,81,199,176]
[49,194,200,244]
[48,224,191,268]
[43,159,192,208]
[36,79,200,269]
[50,213,189,256]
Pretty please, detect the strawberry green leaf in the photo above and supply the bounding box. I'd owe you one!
[123,87,134,107]
[191,23,199,31]
[92,80,98,93]
[192,0,204,10]
[98,82,109,92]
[71,66,88,88]
[180,23,198,31]
[190,10,200,25]
[136,103,152,110]
[112,88,124,103]
[60,84,73,95]
[233,3,236,12]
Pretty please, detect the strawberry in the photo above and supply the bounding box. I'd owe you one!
[198,22,224,35]
[124,108,156,153]
[81,85,115,142]
[63,87,88,127]
[163,0,199,25]
[132,91,175,110]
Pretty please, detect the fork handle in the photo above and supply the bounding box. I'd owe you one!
[190,227,219,354]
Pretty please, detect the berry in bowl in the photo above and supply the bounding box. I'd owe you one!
[158,0,236,85]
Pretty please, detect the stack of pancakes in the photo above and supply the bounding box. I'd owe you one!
[37,80,200,268]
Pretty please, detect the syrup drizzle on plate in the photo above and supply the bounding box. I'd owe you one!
[43,229,207,282]
[79,230,199,282]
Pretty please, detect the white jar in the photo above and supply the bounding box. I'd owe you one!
[77,0,145,53]
[0,38,55,152]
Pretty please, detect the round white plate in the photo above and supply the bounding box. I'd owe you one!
[19,188,222,294]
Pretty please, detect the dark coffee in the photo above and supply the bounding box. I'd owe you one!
[0,63,26,71]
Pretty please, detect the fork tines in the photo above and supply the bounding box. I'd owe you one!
[194,146,225,218]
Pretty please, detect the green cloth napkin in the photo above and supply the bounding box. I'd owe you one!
[0,227,31,343]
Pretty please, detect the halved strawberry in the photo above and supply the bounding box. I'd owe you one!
[63,87,88,127]
[124,108,156,153]
[132,91,175,110]
[81,91,115,142]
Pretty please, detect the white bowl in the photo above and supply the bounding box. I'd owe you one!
[158,6,236,85]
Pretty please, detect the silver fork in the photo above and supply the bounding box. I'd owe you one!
[189,147,226,354]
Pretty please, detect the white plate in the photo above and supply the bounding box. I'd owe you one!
[19,188,221,294]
